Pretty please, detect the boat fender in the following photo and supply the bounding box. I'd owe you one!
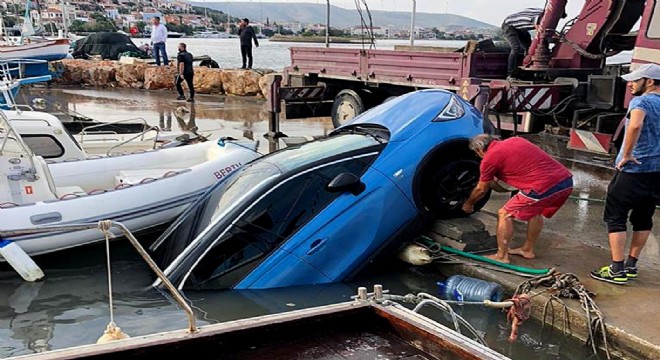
[398,244,433,266]
[97,322,130,344]
[0,239,45,282]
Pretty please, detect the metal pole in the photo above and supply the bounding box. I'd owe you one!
[409,0,416,46]
[326,0,330,48]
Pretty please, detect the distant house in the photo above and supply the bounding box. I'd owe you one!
[141,9,162,22]
[103,5,120,20]
[350,26,392,38]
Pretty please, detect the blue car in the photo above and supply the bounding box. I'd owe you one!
[150,89,492,290]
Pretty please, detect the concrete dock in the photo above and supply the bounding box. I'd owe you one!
[430,160,659,360]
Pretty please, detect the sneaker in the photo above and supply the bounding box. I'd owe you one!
[625,266,638,279]
[187,98,194,103]
[176,96,185,100]
[590,265,628,285]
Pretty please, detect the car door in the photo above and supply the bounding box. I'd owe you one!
[234,155,379,289]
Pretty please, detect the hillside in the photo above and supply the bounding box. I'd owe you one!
[189,2,495,29]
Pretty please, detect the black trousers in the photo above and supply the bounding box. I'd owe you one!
[603,171,660,233]
[241,45,253,69]
[176,73,194,99]
[502,24,532,76]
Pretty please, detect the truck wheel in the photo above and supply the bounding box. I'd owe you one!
[425,159,491,219]
[331,89,364,128]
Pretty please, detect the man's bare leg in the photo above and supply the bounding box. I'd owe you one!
[608,232,627,262]
[509,215,543,259]
[628,230,650,259]
[486,208,514,263]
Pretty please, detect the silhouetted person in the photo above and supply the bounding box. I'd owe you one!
[238,18,259,69]
[175,42,194,102]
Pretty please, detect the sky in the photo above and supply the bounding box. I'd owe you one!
[194,1,586,26]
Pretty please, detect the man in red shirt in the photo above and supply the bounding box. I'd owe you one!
[462,135,573,263]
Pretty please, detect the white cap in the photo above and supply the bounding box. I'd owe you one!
[621,63,660,81]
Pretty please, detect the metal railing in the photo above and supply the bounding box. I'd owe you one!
[104,125,161,156]
[0,220,198,334]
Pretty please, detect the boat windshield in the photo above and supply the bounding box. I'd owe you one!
[151,132,385,272]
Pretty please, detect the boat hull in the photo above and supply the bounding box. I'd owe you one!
[0,39,71,62]
[0,141,260,257]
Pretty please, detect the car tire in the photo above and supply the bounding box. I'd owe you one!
[331,89,364,128]
[426,159,491,218]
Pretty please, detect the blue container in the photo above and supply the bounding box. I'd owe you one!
[437,275,503,302]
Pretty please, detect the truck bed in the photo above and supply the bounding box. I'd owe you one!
[286,46,508,90]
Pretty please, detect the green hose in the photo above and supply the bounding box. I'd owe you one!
[439,245,551,275]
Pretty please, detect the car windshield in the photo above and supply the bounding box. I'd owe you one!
[151,133,385,271]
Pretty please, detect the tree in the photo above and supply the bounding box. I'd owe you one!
[262,28,275,37]
[68,19,86,33]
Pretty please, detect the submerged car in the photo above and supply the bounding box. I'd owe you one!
[150,89,492,290]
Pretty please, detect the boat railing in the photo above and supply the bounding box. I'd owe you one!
[0,109,37,172]
[0,58,49,81]
[79,117,150,137]
[0,220,198,334]
[105,125,161,156]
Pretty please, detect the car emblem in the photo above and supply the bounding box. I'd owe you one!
[393,169,403,179]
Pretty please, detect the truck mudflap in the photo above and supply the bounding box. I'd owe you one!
[280,85,333,120]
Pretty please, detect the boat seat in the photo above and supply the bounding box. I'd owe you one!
[55,186,87,198]
[115,169,184,186]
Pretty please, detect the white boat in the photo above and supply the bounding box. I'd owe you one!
[0,110,260,258]
[0,38,70,62]
[7,109,202,161]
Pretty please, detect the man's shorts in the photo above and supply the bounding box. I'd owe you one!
[503,177,573,221]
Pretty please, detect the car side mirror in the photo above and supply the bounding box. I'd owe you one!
[327,173,365,195]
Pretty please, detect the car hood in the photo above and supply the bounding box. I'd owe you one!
[333,89,454,142]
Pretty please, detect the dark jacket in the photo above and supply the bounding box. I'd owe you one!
[238,26,259,47]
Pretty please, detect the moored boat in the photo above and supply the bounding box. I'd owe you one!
[0,111,261,258]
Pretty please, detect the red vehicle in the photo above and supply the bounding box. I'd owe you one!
[278,0,659,155]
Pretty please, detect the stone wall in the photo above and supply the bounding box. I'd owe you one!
[51,59,279,97]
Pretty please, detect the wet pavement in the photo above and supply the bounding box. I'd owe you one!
[458,175,660,359]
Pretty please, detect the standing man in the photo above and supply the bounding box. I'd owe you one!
[591,63,660,285]
[175,42,194,102]
[462,135,573,263]
[238,18,259,69]
[501,7,544,77]
[150,16,169,66]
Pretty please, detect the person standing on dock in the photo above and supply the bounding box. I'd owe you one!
[238,18,259,69]
[175,43,195,102]
[591,63,660,285]
[150,16,169,66]
[461,135,574,264]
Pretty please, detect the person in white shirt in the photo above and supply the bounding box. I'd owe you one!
[150,16,169,66]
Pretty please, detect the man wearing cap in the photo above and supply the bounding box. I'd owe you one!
[238,18,259,69]
[591,63,660,285]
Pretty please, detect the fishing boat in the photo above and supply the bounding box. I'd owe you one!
[0,110,260,259]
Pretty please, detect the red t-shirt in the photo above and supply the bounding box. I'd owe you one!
[479,137,572,194]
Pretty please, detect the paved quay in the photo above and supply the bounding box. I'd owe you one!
[429,161,660,360]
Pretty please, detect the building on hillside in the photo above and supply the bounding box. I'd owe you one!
[103,5,120,20]
[350,26,392,38]
[40,7,64,27]
[141,8,162,21]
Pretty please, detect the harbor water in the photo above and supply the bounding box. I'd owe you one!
[0,86,624,360]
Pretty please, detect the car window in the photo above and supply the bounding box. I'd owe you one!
[186,155,376,289]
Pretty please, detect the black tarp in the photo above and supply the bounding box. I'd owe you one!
[72,32,148,60]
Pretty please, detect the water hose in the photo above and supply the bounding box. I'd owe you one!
[570,196,660,209]
[439,245,551,275]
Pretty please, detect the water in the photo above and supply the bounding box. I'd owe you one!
[127,37,632,71]
[130,38,470,71]
[0,240,615,360]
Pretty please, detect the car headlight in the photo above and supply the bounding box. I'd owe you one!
[433,95,465,121]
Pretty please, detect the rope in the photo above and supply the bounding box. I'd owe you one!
[96,220,130,344]
[99,220,116,325]
[514,272,611,360]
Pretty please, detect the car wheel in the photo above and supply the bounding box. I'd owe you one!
[331,89,364,128]
[426,159,491,218]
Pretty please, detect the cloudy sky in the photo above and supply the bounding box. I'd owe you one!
[197,1,586,26]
